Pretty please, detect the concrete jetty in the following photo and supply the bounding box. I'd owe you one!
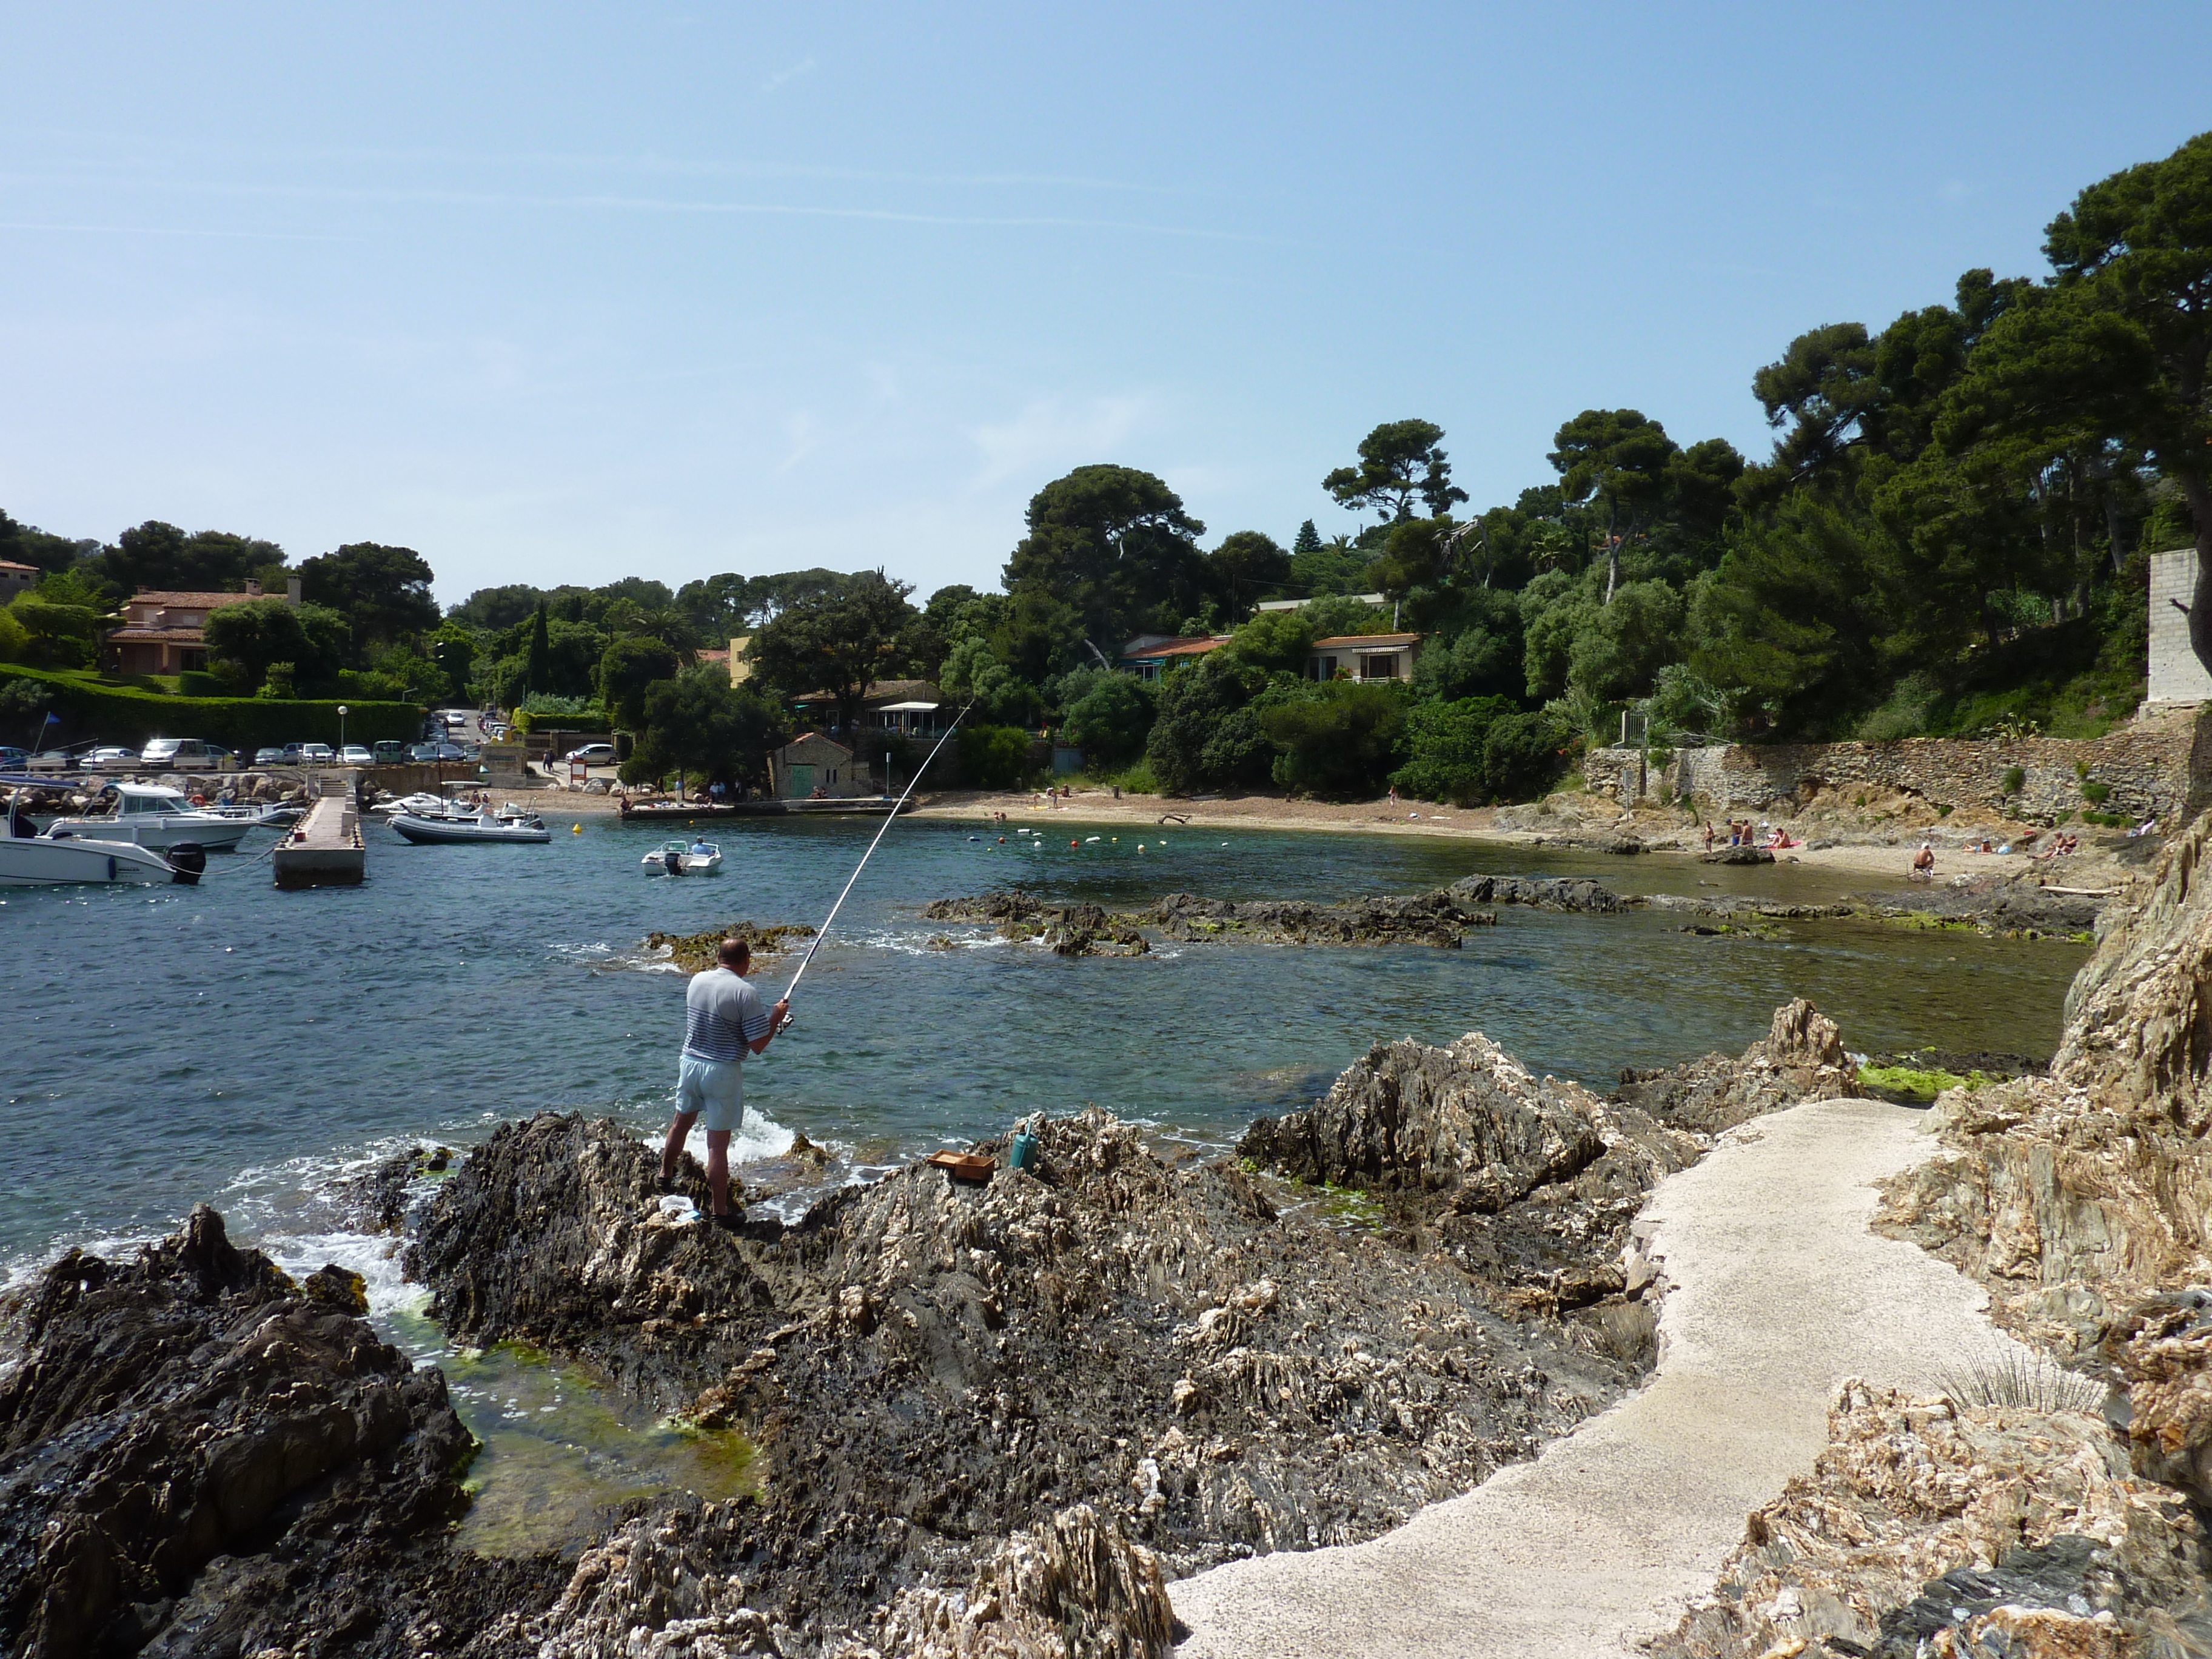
[272,772,365,890]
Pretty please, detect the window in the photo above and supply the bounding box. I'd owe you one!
[1360,654,1399,680]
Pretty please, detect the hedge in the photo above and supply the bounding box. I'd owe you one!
[0,664,424,752]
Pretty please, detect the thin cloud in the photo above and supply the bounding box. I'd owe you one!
[0,171,1271,242]
[967,397,1148,491]
[0,218,363,243]
[762,56,816,93]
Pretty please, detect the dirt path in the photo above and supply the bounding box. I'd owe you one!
[1168,1096,2026,1659]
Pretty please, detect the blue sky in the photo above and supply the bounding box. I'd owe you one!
[4,3,2209,606]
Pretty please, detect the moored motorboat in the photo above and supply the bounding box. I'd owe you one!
[642,839,723,875]
[0,799,199,885]
[35,782,283,853]
[387,803,551,845]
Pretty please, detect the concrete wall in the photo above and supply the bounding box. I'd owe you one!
[2148,547,2212,709]
[1589,709,2212,825]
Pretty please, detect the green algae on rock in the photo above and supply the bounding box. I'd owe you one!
[643,920,816,973]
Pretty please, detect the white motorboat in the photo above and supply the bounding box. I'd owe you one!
[370,790,450,817]
[0,799,199,886]
[388,803,551,845]
[642,839,723,876]
[35,782,285,853]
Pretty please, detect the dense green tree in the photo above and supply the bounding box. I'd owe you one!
[1935,133,2212,663]
[1058,668,1156,766]
[1207,531,1294,618]
[1223,608,1315,676]
[525,603,552,696]
[629,666,784,786]
[297,543,439,660]
[427,623,476,704]
[1410,588,1522,702]
[1548,411,1680,603]
[1392,695,1519,804]
[449,583,544,631]
[202,598,349,692]
[0,510,97,578]
[596,634,682,728]
[1004,465,1208,647]
[1322,420,1468,523]
[749,569,917,731]
[1145,653,1268,792]
[95,522,287,595]
[988,588,1087,684]
[1262,680,1407,797]
[938,637,1035,725]
[957,725,1032,789]
[1688,497,1886,737]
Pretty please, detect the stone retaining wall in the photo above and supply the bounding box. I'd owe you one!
[1587,711,2212,825]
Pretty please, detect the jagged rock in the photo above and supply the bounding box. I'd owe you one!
[0,1205,554,1659]
[1613,999,1860,1138]
[1448,874,1624,913]
[407,1104,1655,1651]
[1650,1381,2211,1659]
[1876,812,2212,1363]
[1236,1033,1614,1209]
[1700,846,1775,865]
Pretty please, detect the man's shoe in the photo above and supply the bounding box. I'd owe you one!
[711,1207,744,1232]
[655,1172,677,1195]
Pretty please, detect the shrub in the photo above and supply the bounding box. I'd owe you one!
[2082,779,2112,805]
[1262,681,1408,798]
[1482,711,1570,803]
[175,671,227,698]
[2001,765,2026,795]
[1146,655,1263,793]
[958,723,1032,789]
[0,664,420,751]
[1061,672,1156,768]
[1392,696,1517,805]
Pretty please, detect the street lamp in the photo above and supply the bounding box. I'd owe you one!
[337,705,349,757]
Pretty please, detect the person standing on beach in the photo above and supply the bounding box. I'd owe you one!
[659,936,789,1228]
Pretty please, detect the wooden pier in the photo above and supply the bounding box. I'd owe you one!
[273,773,365,889]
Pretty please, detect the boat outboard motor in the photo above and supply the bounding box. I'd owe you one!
[663,848,683,874]
[166,842,206,885]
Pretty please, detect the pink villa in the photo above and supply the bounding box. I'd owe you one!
[104,576,301,676]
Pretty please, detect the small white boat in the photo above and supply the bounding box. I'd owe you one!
[388,803,551,845]
[370,790,450,817]
[35,782,286,853]
[642,839,723,876]
[0,799,199,886]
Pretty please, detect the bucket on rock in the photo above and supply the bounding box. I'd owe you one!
[1008,1130,1039,1172]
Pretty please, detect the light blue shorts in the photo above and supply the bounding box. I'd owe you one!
[676,1053,745,1133]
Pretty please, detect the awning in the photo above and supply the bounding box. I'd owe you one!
[876,700,941,712]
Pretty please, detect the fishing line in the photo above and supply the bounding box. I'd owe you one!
[779,702,973,1011]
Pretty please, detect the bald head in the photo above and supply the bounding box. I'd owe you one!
[717,936,751,970]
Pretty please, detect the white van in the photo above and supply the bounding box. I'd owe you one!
[141,737,218,771]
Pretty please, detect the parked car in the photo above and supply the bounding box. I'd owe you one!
[340,745,375,766]
[279,743,308,765]
[253,747,287,766]
[406,742,438,762]
[141,737,220,771]
[429,741,468,762]
[86,746,138,767]
[371,740,407,764]
[564,743,618,768]
[0,746,27,770]
[301,743,335,765]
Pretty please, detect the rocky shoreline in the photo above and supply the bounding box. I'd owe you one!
[11,817,2212,1654]
[2,986,1858,1655]
[921,866,2106,954]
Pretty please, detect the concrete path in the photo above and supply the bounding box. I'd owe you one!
[1171,1097,2025,1659]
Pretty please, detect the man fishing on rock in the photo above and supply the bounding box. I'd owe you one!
[659,934,789,1229]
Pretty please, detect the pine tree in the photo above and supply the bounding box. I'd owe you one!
[1292,520,1321,557]
[526,601,552,694]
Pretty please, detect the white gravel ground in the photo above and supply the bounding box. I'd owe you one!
[1170,1096,2025,1659]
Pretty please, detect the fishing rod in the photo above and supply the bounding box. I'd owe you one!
[777,700,974,1015]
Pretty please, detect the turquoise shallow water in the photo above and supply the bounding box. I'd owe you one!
[0,809,2083,1274]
